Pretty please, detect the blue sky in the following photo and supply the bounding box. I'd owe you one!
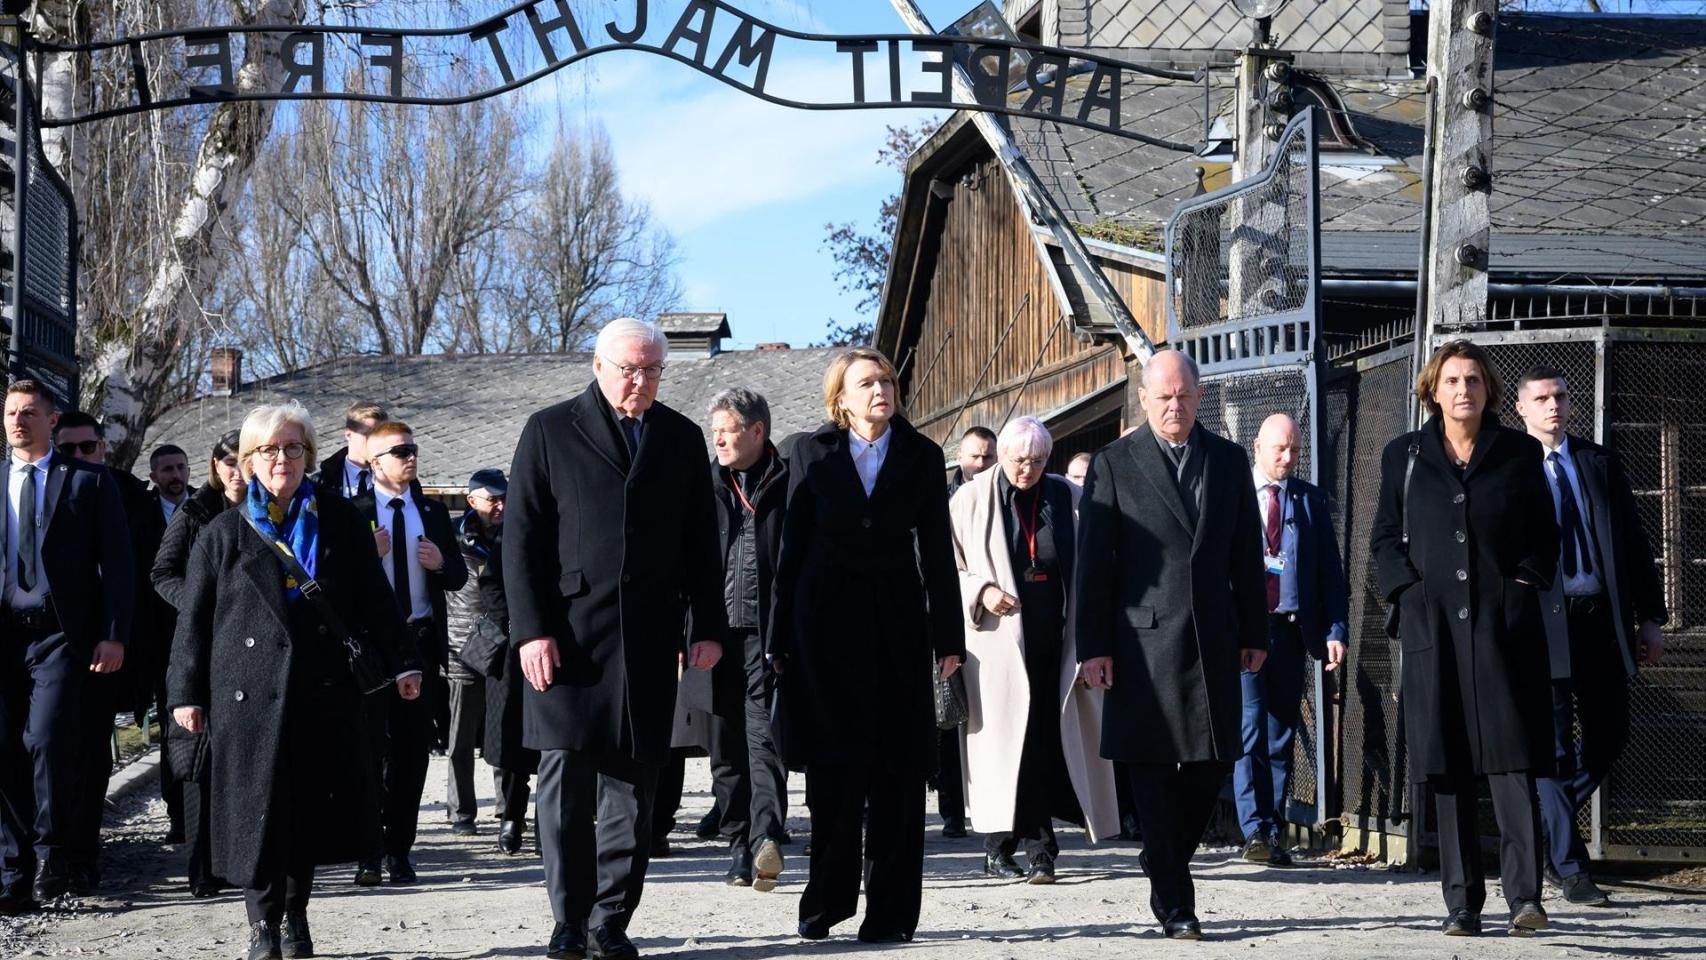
[525,0,980,349]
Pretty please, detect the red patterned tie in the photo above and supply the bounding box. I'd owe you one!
[1265,484,1283,612]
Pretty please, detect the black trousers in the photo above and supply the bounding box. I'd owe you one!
[741,630,787,851]
[0,628,83,890]
[934,732,964,821]
[182,775,217,889]
[495,768,532,823]
[800,761,925,939]
[1126,761,1229,925]
[1435,770,1542,916]
[445,679,486,823]
[154,682,185,836]
[705,639,752,848]
[360,679,433,862]
[651,753,685,840]
[246,677,319,926]
[537,748,660,932]
[1536,598,1629,879]
[67,671,123,877]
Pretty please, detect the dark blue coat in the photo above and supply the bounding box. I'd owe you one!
[1281,476,1351,660]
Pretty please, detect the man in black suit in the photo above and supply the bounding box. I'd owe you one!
[1077,350,1267,941]
[350,420,467,885]
[1514,366,1667,907]
[139,444,191,844]
[315,400,389,501]
[506,318,726,960]
[1233,413,1349,866]
[0,382,133,912]
[50,411,154,895]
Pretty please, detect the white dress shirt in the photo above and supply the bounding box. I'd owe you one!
[342,457,370,499]
[1542,437,1604,597]
[374,480,434,621]
[849,427,892,497]
[5,452,53,609]
[161,495,180,526]
[1254,467,1300,613]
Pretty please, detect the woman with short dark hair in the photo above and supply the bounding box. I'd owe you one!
[168,403,420,960]
[1371,339,1559,938]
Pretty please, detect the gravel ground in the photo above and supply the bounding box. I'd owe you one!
[6,752,1703,959]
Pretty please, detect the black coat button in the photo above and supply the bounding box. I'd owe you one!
[233,690,246,702]
[1457,608,1469,620]
[1456,570,1468,581]
[621,573,631,584]
[861,518,873,529]
[1453,494,1466,504]
[1454,530,1466,543]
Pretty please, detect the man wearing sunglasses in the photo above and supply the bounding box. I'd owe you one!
[0,385,133,913]
[350,421,467,888]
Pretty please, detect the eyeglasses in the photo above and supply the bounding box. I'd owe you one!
[379,443,419,461]
[1010,456,1047,469]
[600,355,667,382]
[254,443,307,462]
[56,440,100,456]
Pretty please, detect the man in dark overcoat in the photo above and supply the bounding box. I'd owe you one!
[1076,350,1268,941]
[1514,367,1667,906]
[505,318,726,960]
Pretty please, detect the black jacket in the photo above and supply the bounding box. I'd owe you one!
[151,483,233,611]
[1074,423,1268,764]
[769,418,964,773]
[478,526,538,774]
[503,382,728,763]
[3,452,135,655]
[167,484,417,884]
[314,446,362,501]
[1536,435,1667,679]
[348,483,468,666]
[446,511,498,683]
[1371,416,1559,778]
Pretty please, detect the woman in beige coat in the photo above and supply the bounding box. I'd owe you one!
[950,418,1119,883]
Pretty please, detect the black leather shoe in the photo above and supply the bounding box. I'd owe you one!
[941,815,967,839]
[1162,918,1204,941]
[1268,844,1294,867]
[353,861,382,886]
[1559,872,1611,906]
[1242,836,1272,863]
[651,834,672,858]
[68,862,98,897]
[1509,900,1548,936]
[247,920,283,960]
[546,921,588,960]
[0,883,38,915]
[695,807,722,840]
[1442,909,1481,936]
[753,839,784,893]
[383,854,417,884]
[588,925,639,959]
[984,852,1025,879]
[1119,812,1142,841]
[798,920,831,941]
[450,819,478,837]
[1026,859,1057,884]
[281,909,314,958]
[726,844,754,887]
[33,865,72,902]
[499,819,524,856]
[857,929,912,944]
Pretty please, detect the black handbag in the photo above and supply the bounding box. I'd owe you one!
[240,513,394,696]
[932,659,969,730]
[1384,436,1422,640]
[456,614,509,678]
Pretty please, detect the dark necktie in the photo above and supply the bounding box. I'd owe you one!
[1265,483,1283,612]
[16,464,37,592]
[357,469,372,499]
[620,417,641,458]
[390,497,411,618]
[1548,452,1593,579]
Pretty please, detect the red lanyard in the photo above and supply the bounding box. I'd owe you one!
[726,458,774,515]
[1014,487,1042,568]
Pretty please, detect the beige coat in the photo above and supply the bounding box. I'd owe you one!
[949,468,1120,841]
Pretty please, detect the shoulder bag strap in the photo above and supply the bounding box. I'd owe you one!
[239,510,371,663]
[1400,436,1421,546]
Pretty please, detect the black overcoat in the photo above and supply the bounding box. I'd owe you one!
[166,485,417,885]
[1536,435,1668,680]
[1074,423,1268,764]
[503,382,727,764]
[1371,416,1559,778]
[768,419,965,773]
[478,526,538,775]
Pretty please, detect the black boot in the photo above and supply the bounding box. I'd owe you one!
[247,920,282,960]
[281,909,314,958]
[498,819,524,856]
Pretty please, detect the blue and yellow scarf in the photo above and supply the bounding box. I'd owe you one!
[246,477,320,599]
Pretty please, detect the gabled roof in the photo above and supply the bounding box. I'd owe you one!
[1010,14,1706,280]
[140,349,840,490]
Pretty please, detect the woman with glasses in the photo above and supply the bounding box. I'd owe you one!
[769,347,964,944]
[167,403,421,960]
[150,430,244,898]
[947,418,1119,884]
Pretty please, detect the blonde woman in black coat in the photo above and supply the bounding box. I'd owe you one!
[1371,340,1559,938]
[169,403,420,960]
[769,347,965,944]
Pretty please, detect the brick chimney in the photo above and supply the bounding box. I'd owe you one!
[210,347,242,397]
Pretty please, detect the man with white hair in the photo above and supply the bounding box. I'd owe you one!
[1076,350,1268,941]
[1234,413,1348,867]
[505,317,727,960]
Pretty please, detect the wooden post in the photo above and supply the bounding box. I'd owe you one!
[1421,0,1497,333]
